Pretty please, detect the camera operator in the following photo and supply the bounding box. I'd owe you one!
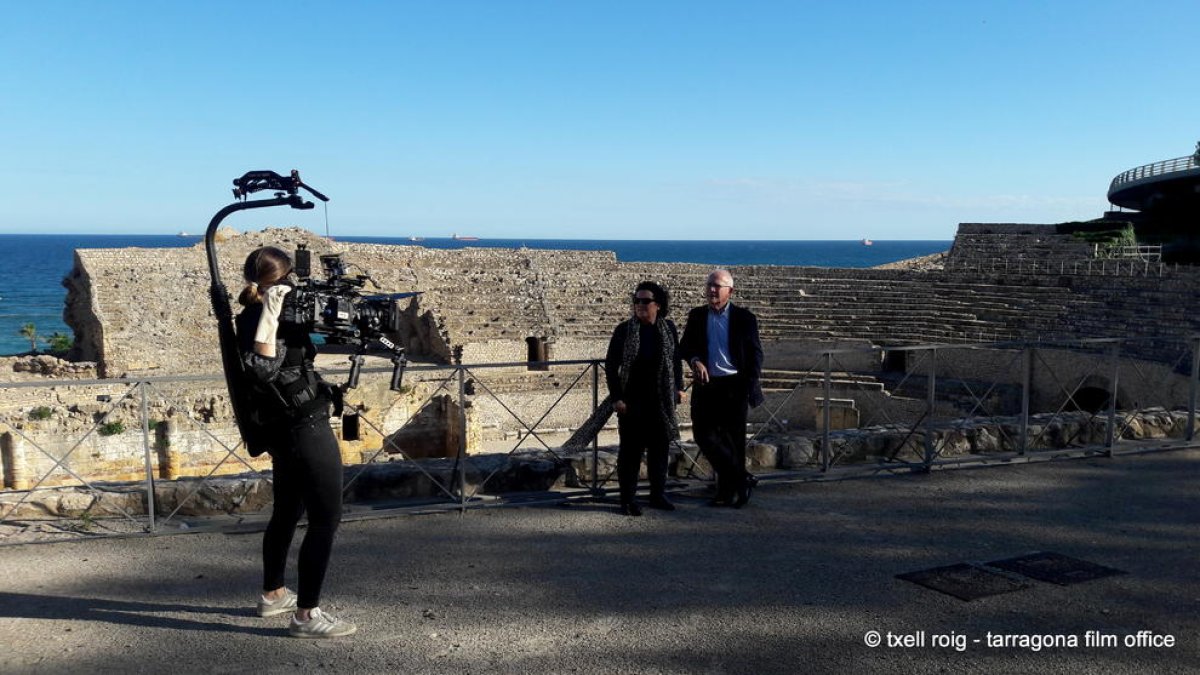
[235,246,356,638]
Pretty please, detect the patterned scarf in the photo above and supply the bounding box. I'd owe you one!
[617,316,679,441]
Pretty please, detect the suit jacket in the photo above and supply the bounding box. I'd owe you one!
[679,302,764,408]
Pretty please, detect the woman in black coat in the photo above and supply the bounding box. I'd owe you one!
[604,281,686,516]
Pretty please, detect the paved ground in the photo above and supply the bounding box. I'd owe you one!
[0,449,1197,674]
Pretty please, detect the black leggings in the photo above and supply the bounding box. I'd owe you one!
[262,416,343,609]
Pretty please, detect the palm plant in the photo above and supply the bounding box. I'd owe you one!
[19,323,38,352]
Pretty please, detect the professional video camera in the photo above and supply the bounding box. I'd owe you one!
[206,171,418,456]
[280,243,410,343]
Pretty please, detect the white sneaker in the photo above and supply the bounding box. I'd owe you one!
[289,607,357,638]
[257,588,298,617]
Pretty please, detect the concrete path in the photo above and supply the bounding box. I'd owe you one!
[0,449,1197,674]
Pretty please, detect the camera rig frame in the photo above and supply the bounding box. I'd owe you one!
[204,170,412,454]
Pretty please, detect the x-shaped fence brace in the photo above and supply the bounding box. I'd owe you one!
[142,382,268,528]
[1108,339,1196,444]
[341,367,462,503]
[0,382,147,532]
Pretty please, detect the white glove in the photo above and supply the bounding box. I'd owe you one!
[254,285,293,345]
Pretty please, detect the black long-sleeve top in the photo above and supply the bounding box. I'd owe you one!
[235,303,329,423]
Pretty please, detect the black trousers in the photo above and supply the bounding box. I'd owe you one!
[690,375,749,499]
[263,415,343,610]
[616,405,670,505]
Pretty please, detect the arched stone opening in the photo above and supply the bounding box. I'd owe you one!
[1069,386,1112,414]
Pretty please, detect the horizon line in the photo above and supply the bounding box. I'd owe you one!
[0,232,955,243]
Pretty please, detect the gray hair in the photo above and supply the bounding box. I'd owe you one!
[708,269,734,287]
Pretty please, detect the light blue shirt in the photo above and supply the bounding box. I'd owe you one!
[706,302,738,377]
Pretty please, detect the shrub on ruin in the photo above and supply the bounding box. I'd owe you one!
[1073,224,1138,258]
[99,421,126,436]
[28,406,53,421]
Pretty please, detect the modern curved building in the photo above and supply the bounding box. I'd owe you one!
[1105,142,1200,262]
[1108,143,1200,213]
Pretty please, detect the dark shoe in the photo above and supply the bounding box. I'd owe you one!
[733,476,757,509]
[619,502,643,517]
[647,496,676,511]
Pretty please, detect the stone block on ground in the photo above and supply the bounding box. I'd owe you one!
[343,453,570,501]
[154,476,274,516]
[563,448,618,487]
[777,437,817,468]
[745,441,777,470]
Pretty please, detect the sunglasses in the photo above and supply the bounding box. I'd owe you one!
[632,297,657,305]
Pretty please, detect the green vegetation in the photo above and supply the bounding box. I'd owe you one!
[1072,225,1138,259]
[98,421,126,436]
[28,406,53,421]
[14,324,73,356]
[46,332,73,355]
[19,323,38,352]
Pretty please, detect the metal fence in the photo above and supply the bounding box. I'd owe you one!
[2,335,1198,542]
[747,336,1198,478]
[1116,245,1163,262]
[1109,153,1200,192]
[943,257,1176,277]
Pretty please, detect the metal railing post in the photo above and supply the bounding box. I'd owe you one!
[1020,346,1032,455]
[139,382,157,532]
[821,351,832,472]
[457,366,468,511]
[1104,342,1120,456]
[1188,337,1199,442]
[591,360,600,491]
[923,348,937,471]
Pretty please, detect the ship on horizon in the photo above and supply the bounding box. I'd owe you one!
[452,233,480,241]
[861,238,873,246]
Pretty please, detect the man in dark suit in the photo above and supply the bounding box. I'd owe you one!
[679,269,764,507]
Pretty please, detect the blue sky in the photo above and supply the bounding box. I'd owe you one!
[1,1,1197,240]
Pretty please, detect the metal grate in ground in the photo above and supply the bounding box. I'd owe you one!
[986,551,1128,586]
[895,562,1031,601]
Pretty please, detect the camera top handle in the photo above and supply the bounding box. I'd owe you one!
[205,170,328,291]
[232,169,330,203]
[204,169,328,457]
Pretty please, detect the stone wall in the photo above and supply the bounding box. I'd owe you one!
[945,223,1098,269]
[62,223,1200,380]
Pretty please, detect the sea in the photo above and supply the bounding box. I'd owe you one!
[0,234,949,356]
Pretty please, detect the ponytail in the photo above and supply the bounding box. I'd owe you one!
[237,281,262,307]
